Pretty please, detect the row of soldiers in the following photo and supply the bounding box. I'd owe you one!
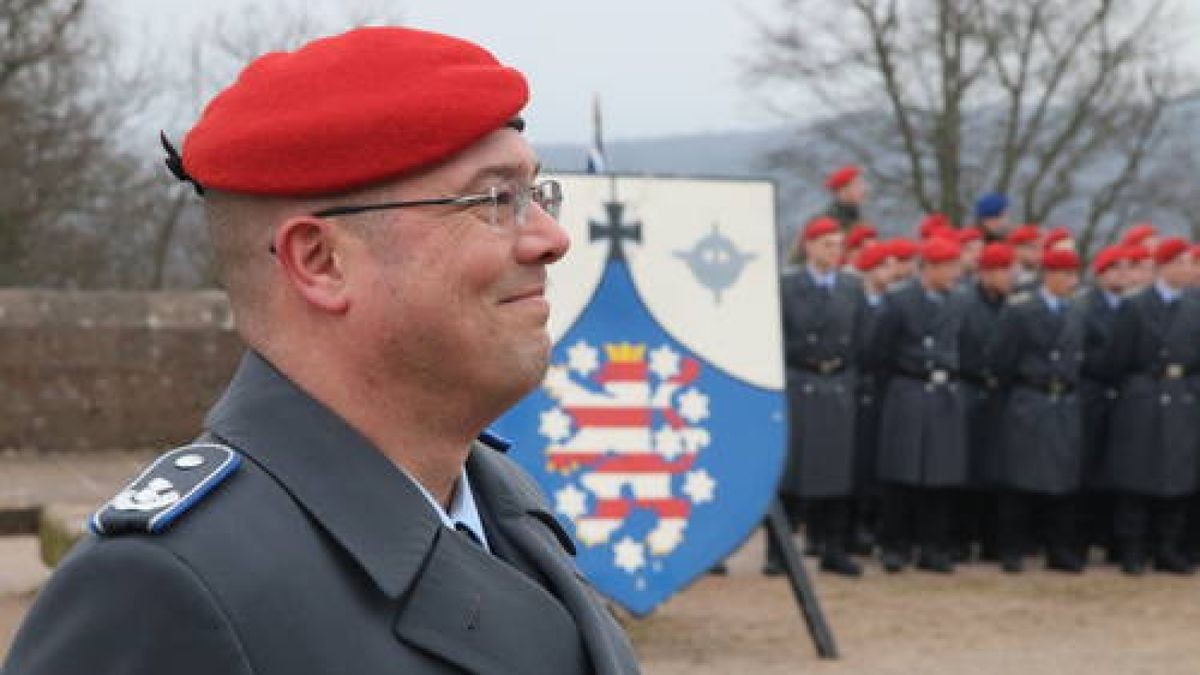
[768,165,1200,579]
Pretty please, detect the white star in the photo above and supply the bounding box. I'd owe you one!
[538,408,573,443]
[653,426,685,461]
[683,469,717,505]
[542,365,572,398]
[649,345,681,381]
[567,340,599,377]
[646,521,686,555]
[678,388,710,423]
[681,428,712,452]
[613,536,646,574]
[554,484,589,521]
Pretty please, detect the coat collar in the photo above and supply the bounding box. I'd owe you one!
[204,351,526,600]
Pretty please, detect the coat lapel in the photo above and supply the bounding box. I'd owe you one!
[468,447,637,675]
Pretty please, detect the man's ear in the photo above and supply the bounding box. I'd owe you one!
[272,216,351,314]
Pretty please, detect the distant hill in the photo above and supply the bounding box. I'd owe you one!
[536,128,790,179]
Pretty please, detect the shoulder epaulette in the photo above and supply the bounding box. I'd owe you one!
[91,443,241,536]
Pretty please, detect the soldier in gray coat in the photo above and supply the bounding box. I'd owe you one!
[3,27,640,674]
[988,249,1087,573]
[868,237,968,573]
[1100,237,1200,575]
[955,243,1017,560]
[770,216,863,577]
[1077,246,1130,561]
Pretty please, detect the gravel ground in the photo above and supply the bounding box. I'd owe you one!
[4,531,1200,673]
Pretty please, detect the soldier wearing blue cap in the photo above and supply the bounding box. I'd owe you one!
[975,192,1011,243]
[4,27,640,675]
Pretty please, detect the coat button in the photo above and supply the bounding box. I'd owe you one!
[1161,394,1172,406]
[807,333,817,344]
[923,336,935,349]
[1050,350,1061,361]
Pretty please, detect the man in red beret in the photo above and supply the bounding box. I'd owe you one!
[1122,244,1155,294]
[867,237,969,573]
[772,216,865,577]
[1043,226,1076,252]
[1007,224,1043,292]
[956,227,985,285]
[1099,237,1200,575]
[885,238,920,290]
[1076,245,1132,564]
[988,249,1087,573]
[4,27,640,675]
[848,241,898,556]
[821,164,869,232]
[842,222,878,274]
[1120,222,1159,251]
[956,243,1017,561]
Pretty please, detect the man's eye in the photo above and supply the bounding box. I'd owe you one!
[492,189,517,205]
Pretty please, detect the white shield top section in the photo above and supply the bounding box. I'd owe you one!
[545,173,783,390]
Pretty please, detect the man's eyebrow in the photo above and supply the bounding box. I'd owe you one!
[462,161,541,189]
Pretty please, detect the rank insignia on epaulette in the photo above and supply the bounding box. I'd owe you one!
[91,443,241,536]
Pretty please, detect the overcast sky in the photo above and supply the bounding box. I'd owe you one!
[105,0,1200,147]
[105,0,779,146]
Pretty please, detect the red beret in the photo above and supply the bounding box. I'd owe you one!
[1154,237,1191,265]
[978,243,1015,270]
[854,242,891,272]
[846,223,878,249]
[1121,223,1158,247]
[804,216,841,241]
[182,27,529,196]
[918,213,953,240]
[1042,248,1080,271]
[957,227,983,244]
[886,238,920,261]
[1091,246,1125,275]
[1043,226,1072,249]
[1124,245,1150,263]
[825,165,860,191]
[1007,224,1041,245]
[921,237,961,264]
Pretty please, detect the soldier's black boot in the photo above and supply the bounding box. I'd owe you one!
[1119,542,1146,576]
[820,544,863,577]
[1000,553,1024,574]
[916,548,954,574]
[1046,547,1085,574]
[880,549,906,573]
[1153,548,1195,575]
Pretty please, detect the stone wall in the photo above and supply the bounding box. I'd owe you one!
[0,290,244,452]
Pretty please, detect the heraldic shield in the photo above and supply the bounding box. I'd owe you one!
[494,173,786,616]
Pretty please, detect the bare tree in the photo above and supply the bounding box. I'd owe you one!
[0,0,405,289]
[745,0,1194,252]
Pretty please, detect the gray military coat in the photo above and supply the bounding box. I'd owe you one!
[3,352,640,675]
[868,282,969,487]
[779,268,861,498]
[1078,287,1123,489]
[988,292,1085,495]
[958,283,1008,487]
[1100,287,1200,497]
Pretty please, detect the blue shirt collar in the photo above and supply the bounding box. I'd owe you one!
[1155,279,1181,305]
[402,466,491,553]
[806,266,836,289]
[1039,287,1061,312]
[1101,289,1122,309]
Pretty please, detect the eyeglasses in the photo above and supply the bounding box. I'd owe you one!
[311,179,563,229]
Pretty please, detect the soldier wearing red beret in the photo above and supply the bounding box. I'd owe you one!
[1076,245,1133,564]
[821,164,869,232]
[1008,224,1043,292]
[772,217,866,577]
[867,237,969,573]
[956,243,1017,560]
[885,238,920,290]
[1098,237,1200,575]
[4,27,640,675]
[988,249,1087,573]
